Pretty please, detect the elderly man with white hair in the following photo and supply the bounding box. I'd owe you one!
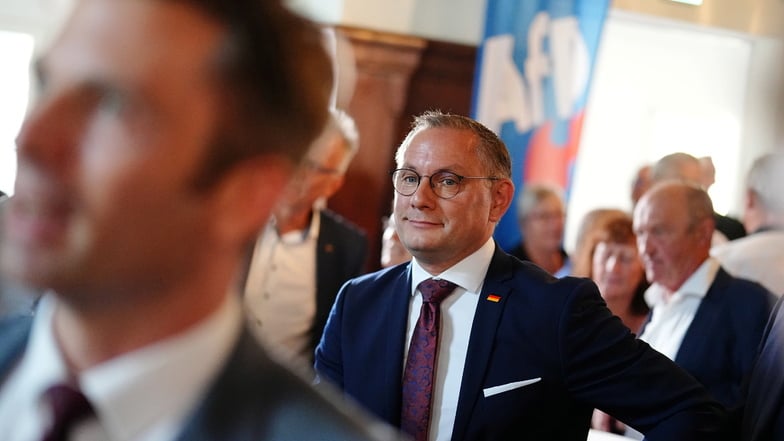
[711,152,784,296]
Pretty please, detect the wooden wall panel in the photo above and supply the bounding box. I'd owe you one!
[328,27,478,272]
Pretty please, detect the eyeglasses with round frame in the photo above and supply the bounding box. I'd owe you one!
[391,168,500,200]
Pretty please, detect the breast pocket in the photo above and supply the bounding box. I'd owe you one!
[483,377,542,397]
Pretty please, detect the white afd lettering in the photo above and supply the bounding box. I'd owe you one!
[476,12,590,134]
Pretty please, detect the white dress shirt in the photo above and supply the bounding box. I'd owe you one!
[0,291,242,441]
[639,258,719,360]
[244,212,318,361]
[406,238,495,441]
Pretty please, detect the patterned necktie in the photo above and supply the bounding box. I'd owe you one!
[401,278,457,441]
[41,383,95,441]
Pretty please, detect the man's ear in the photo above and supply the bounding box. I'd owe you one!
[489,178,515,223]
[745,189,758,211]
[322,174,346,200]
[696,216,716,247]
[210,155,292,245]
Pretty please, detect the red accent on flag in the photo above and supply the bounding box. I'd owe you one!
[487,294,501,303]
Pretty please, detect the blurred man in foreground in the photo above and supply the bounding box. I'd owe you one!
[0,0,398,439]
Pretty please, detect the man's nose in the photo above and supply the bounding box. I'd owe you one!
[409,177,437,207]
[15,95,79,174]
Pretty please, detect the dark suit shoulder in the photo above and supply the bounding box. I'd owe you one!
[711,268,776,308]
[714,212,747,241]
[0,315,32,379]
[177,329,401,441]
[495,248,595,302]
[321,209,367,242]
[343,262,409,288]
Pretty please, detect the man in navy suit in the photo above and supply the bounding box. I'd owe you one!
[0,0,397,439]
[722,153,784,441]
[315,111,726,440]
[633,181,774,410]
[739,298,784,441]
[243,108,367,365]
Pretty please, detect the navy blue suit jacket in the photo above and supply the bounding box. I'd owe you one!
[315,245,725,440]
[313,209,368,355]
[741,297,784,441]
[644,268,774,410]
[0,316,401,441]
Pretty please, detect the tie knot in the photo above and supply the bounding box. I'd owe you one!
[43,383,94,440]
[418,278,456,304]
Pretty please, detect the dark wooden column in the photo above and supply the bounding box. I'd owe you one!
[328,26,478,272]
[328,26,425,271]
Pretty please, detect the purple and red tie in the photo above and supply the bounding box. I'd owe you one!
[41,383,94,441]
[401,278,457,441]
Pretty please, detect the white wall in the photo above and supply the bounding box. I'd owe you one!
[289,0,485,44]
[566,10,764,250]
[0,0,73,196]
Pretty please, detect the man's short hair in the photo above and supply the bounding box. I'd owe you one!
[746,152,784,214]
[188,0,334,189]
[651,152,702,184]
[394,110,512,179]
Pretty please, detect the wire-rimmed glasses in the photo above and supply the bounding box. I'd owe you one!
[391,168,500,199]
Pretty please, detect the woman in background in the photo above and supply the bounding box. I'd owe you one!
[574,209,650,437]
[572,208,649,333]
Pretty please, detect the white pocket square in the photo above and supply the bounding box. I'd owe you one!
[483,377,542,397]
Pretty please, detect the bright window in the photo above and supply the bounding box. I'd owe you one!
[0,30,34,196]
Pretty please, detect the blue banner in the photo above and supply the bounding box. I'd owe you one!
[471,0,610,251]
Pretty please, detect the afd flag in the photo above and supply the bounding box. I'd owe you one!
[471,0,610,251]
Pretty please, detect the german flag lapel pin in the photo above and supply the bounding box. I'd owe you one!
[486,294,501,303]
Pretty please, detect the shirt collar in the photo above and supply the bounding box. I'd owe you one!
[82,292,241,440]
[271,209,321,244]
[21,290,242,441]
[645,257,720,307]
[14,293,71,412]
[410,238,496,295]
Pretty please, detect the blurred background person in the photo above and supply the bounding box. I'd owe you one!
[573,208,627,277]
[509,182,571,276]
[573,209,649,333]
[243,108,368,365]
[698,156,716,191]
[712,152,784,296]
[651,152,746,244]
[615,180,775,439]
[627,181,774,437]
[630,164,652,208]
[380,214,411,268]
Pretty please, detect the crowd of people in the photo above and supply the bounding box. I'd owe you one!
[0,0,783,440]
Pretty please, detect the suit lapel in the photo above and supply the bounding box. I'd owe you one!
[315,212,335,332]
[451,248,516,441]
[381,265,413,426]
[744,300,784,440]
[674,269,729,369]
[0,316,32,383]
